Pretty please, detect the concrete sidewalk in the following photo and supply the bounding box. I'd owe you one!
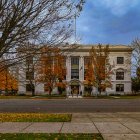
[0,112,140,140]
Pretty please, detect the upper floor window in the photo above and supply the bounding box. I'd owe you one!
[71,57,79,65]
[63,57,66,67]
[84,57,91,66]
[26,71,34,80]
[26,56,33,65]
[71,69,79,79]
[117,57,124,64]
[116,69,124,80]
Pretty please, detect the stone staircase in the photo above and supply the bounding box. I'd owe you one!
[68,95,83,98]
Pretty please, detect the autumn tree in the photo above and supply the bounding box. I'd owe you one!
[37,47,66,95]
[86,44,114,95]
[0,0,85,70]
[0,66,17,94]
[84,57,94,94]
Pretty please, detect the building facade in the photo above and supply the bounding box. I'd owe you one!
[18,45,133,95]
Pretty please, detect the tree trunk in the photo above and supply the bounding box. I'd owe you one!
[49,87,52,95]
[98,81,102,96]
[99,88,101,96]
[58,87,62,95]
[32,88,35,96]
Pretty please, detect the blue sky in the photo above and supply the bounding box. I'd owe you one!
[76,0,140,45]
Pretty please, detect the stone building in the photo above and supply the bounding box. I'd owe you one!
[18,45,133,96]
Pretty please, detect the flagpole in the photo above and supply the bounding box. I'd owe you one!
[74,11,77,43]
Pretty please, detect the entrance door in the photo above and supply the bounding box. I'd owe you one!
[71,85,79,95]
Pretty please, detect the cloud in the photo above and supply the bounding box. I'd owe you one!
[76,0,140,45]
[90,0,139,17]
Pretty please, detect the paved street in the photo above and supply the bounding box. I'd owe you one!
[0,99,140,113]
[0,112,140,140]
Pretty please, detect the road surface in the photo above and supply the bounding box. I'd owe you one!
[0,99,140,113]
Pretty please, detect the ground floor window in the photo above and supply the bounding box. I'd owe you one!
[84,85,92,94]
[26,84,34,92]
[98,84,106,92]
[116,84,124,92]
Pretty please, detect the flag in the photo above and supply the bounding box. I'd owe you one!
[80,66,83,71]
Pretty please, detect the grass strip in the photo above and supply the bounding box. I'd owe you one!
[0,133,103,140]
[0,113,71,122]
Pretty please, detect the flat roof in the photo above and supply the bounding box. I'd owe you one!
[62,44,133,52]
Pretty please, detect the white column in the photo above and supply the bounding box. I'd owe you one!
[79,56,84,81]
[66,85,71,96]
[66,56,71,81]
[81,56,84,81]
[80,84,84,95]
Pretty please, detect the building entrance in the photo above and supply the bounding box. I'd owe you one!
[71,85,79,96]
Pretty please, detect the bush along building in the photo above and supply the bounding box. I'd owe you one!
[18,44,133,96]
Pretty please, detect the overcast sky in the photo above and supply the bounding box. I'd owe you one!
[76,0,140,45]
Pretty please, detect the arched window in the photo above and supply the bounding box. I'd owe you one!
[116,69,124,80]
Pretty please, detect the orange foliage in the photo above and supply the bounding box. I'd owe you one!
[84,62,94,86]
[37,47,66,93]
[85,44,113,93]
[0,69,17,90]
[56,82,67,88]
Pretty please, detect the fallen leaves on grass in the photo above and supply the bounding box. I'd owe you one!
[0,113,71,122]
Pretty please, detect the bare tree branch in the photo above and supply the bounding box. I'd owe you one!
[0,0,85,70]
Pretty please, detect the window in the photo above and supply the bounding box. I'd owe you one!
[97,56,105,80]
[116,84,124,92]
[71,69,79,79]
[116,69,124,80]
[71,57,79,65]
[63,57,66,67]
[26,84,34,92]
[26,56,33,64]
[44,83,49,91]
[84,69,87,80]
[26,70,34,80]
[84,85,92,93]
[99,84,106,92]
[63,73,66,80]
[117,57,124,64]
[84,57,91,66]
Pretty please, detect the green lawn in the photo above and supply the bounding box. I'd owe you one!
[1,94,140,99]
[84,95,140,99]
[31,94,66,99]
[84,95,113,99]
[0,113,71,122]
[0,95,30,99]
[0,94,66,99]
[0,133,103,140]
[112,95,140,99]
